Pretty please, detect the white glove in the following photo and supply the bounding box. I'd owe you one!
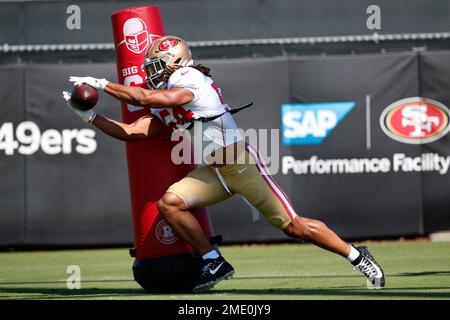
[69,76,110,90]
[62,91,97,123]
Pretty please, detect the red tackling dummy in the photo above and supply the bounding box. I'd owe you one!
[111,6,214,261]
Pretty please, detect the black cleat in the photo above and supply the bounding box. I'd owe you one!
[191,256,235,293]
[353,245,385,289]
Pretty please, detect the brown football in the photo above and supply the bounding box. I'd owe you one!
[70,84,98,111]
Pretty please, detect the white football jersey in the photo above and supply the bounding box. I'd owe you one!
[150,67,243,153]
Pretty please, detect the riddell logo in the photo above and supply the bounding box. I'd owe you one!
[380,97,450,144]
[158,38,179,51]
[155,219,179,244]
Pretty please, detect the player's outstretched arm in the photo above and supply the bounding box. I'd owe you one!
[68,75,193,108]
[91,114,165,142]
[62,90,165,142]
[104,82,193,108]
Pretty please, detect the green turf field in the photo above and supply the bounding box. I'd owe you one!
[0,240,449,300]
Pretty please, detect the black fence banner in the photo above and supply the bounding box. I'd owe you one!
[1,52,450,246]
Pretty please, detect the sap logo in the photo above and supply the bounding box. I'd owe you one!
[281,102,355,145]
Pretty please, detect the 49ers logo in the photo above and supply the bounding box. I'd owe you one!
[158,38,179,51]
[380,97,450,144]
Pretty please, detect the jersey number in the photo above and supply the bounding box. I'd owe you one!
[159,107,193,125]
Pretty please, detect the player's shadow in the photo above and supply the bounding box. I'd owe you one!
[0,279,147,299]
[396,271,450,277]
[212,287,450,299]
[0,287,145,299]
[210,271,450,298]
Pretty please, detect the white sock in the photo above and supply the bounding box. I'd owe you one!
[202,249,220,260]
[346,245,361,263]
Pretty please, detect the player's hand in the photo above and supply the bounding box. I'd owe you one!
[69,76,110,90]
[62,91,97,123]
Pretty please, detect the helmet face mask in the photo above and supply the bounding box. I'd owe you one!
[143,54,170,89]
[143,36,193,90]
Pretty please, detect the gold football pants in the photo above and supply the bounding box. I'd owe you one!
[167,145,297,230]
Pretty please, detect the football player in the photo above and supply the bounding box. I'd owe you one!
[63,36,385,292]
